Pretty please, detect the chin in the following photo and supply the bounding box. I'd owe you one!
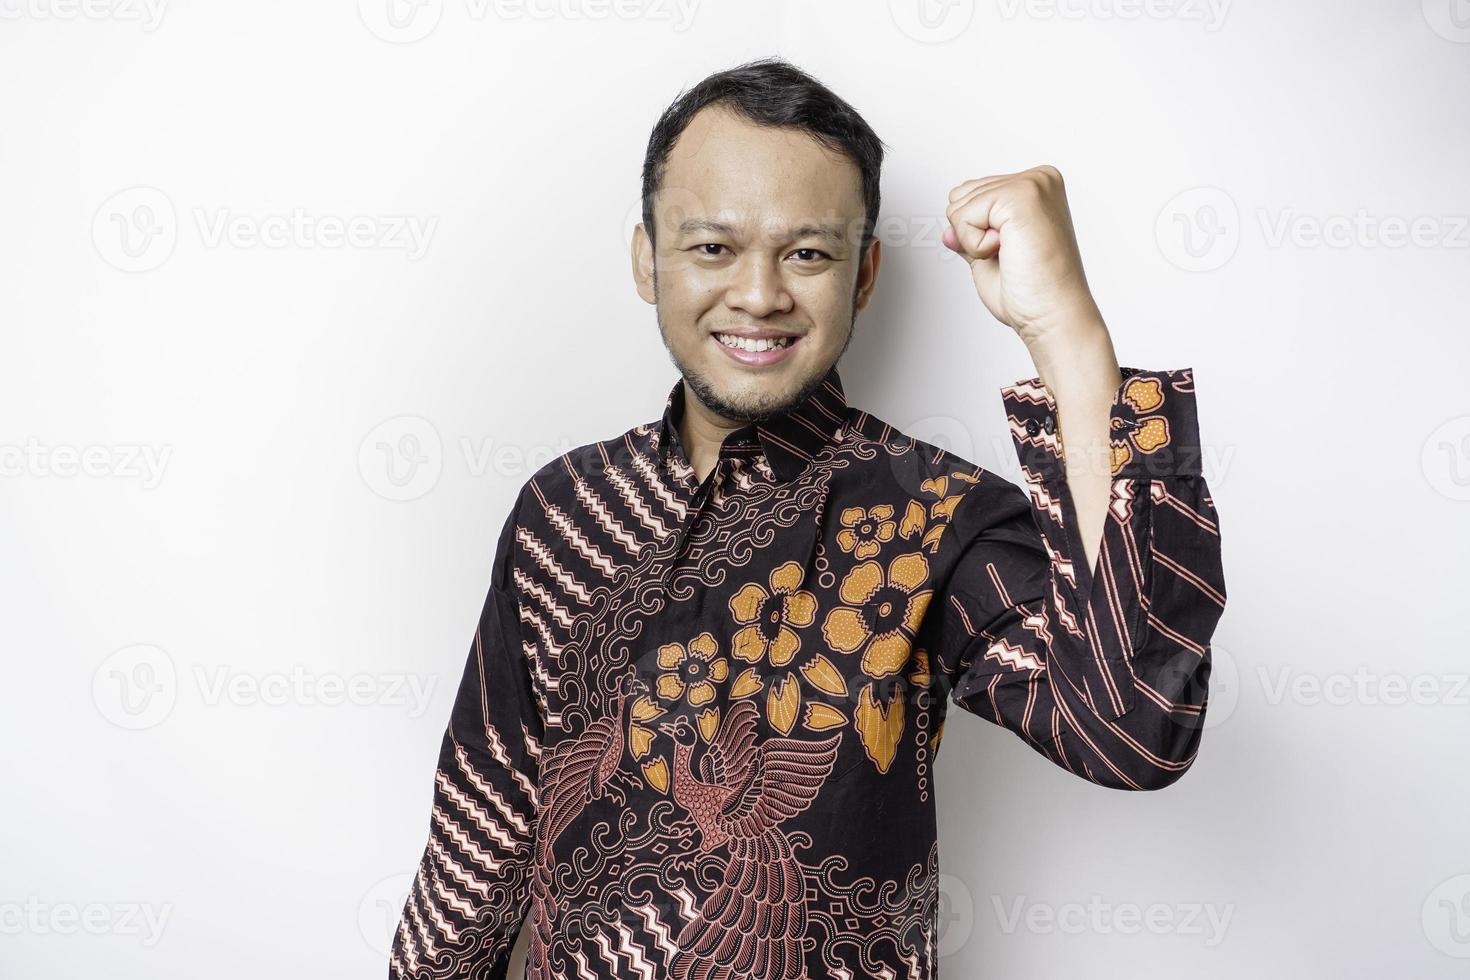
[693,360,819,419]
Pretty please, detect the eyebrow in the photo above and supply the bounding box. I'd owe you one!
[676,218,849,246]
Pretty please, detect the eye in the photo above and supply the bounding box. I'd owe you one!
[790,248,830,262]
[696,243,730,256]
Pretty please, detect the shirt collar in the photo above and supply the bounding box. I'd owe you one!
[653,364,848,483]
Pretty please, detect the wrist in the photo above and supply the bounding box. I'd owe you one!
[1023,302,1112,382]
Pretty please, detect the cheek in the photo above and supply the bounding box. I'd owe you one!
[792,276,851,322]
[658,276,722,321]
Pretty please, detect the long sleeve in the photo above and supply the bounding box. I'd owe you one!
[926,366,1226,790]
[389,492,544,978]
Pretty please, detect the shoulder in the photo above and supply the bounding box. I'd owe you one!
[838,406,1032,551]
[510,418,661,516]
[842,406,989,496]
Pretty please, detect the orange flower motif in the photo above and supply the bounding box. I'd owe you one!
[821,553,933,678]
[899,475,972,555]
[727,561,851,735]
[729,560,818,668]
[655,632,729,708]
[836,504,897,560]
[1110,376,1173,475]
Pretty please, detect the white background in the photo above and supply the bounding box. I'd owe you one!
[3,1,1468,977]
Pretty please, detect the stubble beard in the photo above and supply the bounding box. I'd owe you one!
[653,273,859,424]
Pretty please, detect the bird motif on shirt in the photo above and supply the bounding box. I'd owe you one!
[656,701,842,980]
[526,673,646,980]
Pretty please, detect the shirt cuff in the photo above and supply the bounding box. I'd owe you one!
[1000,366,1203,482]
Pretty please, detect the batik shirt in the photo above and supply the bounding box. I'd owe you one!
[389,362,1227,979]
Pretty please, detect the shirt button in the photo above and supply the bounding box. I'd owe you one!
[1025,418,1040,436]
[1043,414,1055,434]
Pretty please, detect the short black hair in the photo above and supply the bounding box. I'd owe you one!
[640,56,887,261]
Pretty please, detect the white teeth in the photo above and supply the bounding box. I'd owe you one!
[715,333,794,352]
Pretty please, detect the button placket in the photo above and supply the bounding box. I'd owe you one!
[662,457,726,584]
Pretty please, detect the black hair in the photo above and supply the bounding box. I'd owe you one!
[640,56,887,261]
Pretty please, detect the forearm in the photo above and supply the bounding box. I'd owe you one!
[1024,306,1122,576]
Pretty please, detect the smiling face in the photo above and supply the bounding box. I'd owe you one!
[632,105,881,423]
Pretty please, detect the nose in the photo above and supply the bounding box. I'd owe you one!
[725,252,794,320]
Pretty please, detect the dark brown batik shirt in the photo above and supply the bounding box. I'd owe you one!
[389,362,1227,980]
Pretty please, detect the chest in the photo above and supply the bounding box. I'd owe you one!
[530,464,968,781]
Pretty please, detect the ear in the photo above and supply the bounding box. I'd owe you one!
[631,222,657,305]
[853,237,882,313]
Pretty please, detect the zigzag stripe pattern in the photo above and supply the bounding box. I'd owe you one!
[985,636,1045,672]
[520,606,565,666]
[628,449,689,522]
[573,479,643,558]
[633,901,680,963]
[611,919,657,980]
[546,504,620,580]
[455,741,536,828]
[516,528,594,605]
[514,567,577,631]
[606,464,673,541]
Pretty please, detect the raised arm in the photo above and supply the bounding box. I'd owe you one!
[926,366,1226,790]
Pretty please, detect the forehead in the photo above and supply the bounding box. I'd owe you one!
[656,105,864,237]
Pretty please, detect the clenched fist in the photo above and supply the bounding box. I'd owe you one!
[941,165,1104,348]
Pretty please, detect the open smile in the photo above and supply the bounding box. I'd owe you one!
[710,330,803,366]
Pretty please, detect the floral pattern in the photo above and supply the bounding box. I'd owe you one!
[656,631,728,707]
[836,504,896,559]
[729,560,817,667]
[821,552,934,679]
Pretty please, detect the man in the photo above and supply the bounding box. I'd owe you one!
[389,57,1225,980]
